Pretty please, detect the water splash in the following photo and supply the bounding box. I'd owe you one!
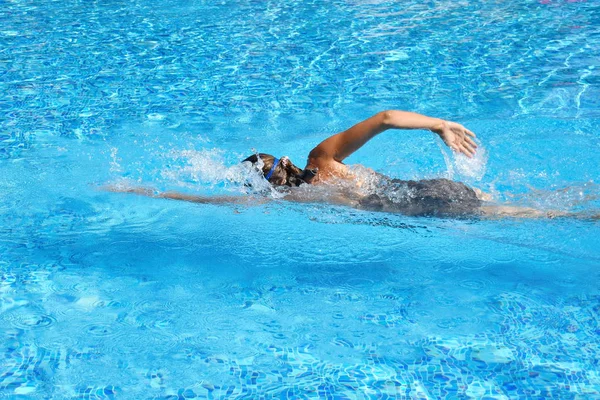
[161,149,284,198]
[109,147,122,173]
[438,141,488,183]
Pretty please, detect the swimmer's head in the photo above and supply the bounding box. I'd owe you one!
[243,153,305,187]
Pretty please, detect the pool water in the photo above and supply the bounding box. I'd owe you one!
[1,0,600,398]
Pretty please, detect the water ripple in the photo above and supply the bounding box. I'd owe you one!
[2,309,56,330]
[2,0,598,144]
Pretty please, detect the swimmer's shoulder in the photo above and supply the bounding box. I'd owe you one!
[305,155,350,184]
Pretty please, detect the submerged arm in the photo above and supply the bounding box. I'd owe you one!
[309,110,477,163]
[159,191,257,205]
[104,185,267,205]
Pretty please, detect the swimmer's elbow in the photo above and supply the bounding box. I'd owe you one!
[380,110,394,128]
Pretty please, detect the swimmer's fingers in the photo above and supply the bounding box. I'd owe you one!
[448,123,476,142]
[438,123,477,157]
[454,129,477,155]
[448,143,464,156]
[448,121,474,136]
[457,143,474,158]
[441,136,457,152]
[465,136,478,148]
[454,134,476,156]
[446,139,466,156]
[462,137,477,154]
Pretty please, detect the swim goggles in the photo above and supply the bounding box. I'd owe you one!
[264,157,280,180]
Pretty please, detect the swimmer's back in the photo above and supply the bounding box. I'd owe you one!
[358,178,482,217]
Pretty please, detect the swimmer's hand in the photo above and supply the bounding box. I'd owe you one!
[430,120,477,158]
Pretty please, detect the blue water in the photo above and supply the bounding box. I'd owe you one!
[1,0,600,398]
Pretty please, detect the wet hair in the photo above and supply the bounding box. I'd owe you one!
[243,153,307,187]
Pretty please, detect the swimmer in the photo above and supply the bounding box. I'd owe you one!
[107,110,590,219]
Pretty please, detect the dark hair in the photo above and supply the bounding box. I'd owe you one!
[243,153,304,187]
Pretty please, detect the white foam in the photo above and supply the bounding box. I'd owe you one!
[454,146,488,181]
[162,149,284,198]
[438,141,488,182]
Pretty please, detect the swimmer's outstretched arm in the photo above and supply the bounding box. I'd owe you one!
[159,191,259,204]
[104,184,356,208]
[309,111,477,163]
[104,185,267,205]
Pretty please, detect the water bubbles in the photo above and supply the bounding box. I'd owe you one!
[109,147,122,173]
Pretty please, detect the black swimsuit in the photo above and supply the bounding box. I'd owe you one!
[357,178,482,218]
